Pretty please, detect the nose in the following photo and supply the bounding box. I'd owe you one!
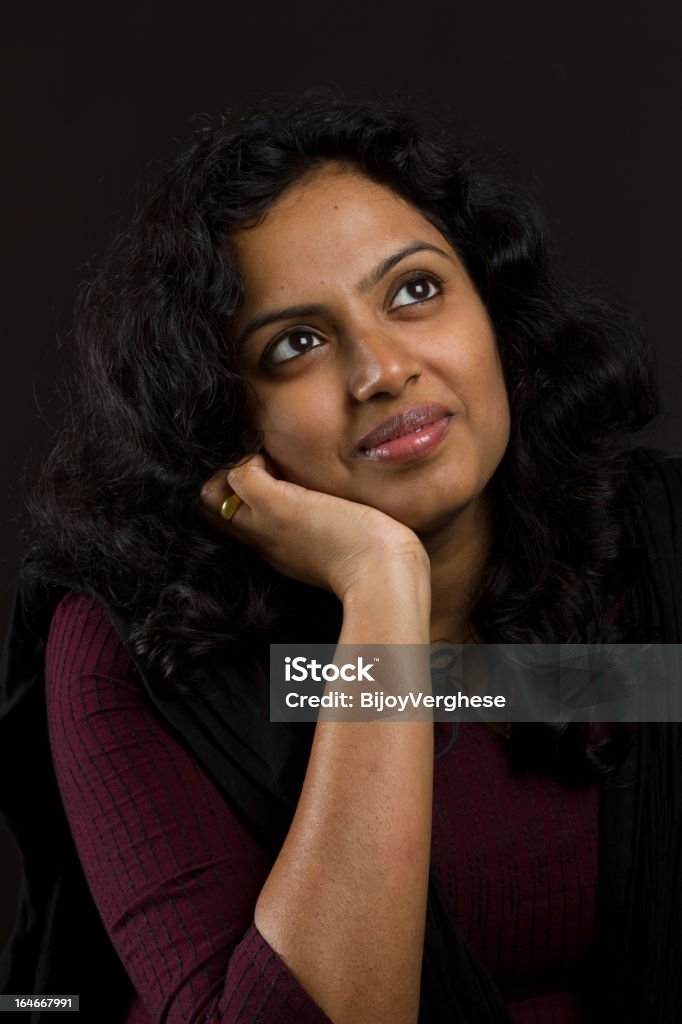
[346,327,422,402]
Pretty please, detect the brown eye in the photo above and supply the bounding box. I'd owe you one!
[265,329,324,366]
[390,275,441,310]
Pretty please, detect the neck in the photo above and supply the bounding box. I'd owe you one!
[419,492,494,644]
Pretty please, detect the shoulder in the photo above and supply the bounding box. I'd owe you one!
[46,589,140,702]
[45,590,169,792]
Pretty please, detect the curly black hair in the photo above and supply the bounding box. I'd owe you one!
[21,93,658,747]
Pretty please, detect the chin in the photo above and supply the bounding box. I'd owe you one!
[370,495,473,536]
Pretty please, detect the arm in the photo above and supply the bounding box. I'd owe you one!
[46,591,332,1024]
[201,459,435,1024]
[256,580,433,1024]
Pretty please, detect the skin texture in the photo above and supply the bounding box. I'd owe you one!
[199,164,511,1023]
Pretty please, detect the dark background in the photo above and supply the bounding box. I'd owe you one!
[1,0,680,951]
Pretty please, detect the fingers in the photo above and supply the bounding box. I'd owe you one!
[198,453,283,529]
[218,455,270,522]
[225,454,279,506]
[198,458,251,529]
[219,493,243,522]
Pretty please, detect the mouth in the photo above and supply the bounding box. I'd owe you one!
[356,403,455,464]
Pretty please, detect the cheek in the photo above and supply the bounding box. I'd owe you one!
[453,328,510,447]
[240,382,289,435]
[250,388,315,441]
[482,358,511,458]
[441,321,506,402]
[246,388,340,479]
[480,351,511,437]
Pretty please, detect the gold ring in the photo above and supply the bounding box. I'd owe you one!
[220,494,243,521]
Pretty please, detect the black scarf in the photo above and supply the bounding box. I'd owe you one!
[2,446,681,1022]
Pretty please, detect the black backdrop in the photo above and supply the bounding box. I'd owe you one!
[1,0,681,951]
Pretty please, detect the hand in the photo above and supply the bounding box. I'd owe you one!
[199,455,430,600]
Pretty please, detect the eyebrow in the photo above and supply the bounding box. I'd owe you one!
[236,241,451,345]
[356,241,450,292]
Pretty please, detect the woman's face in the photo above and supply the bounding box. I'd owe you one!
[233,164,510,536]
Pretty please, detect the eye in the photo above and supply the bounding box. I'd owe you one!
[390,274,442,310]
[264,328,324,366]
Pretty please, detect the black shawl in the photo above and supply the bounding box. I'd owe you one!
[1,446,681,1022]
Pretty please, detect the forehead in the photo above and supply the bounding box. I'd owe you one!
[231,165,451,303]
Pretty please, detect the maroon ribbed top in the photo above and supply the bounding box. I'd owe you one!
[45,590,600,1023]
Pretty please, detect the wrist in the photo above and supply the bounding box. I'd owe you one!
[340,557,432,646]
[335,540,430,595]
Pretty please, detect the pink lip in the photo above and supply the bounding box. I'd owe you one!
[356,404,455,464]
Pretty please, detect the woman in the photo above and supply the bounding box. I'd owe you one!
[1,95,681,1023]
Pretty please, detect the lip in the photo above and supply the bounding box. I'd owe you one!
[356,403,453,450]
[355,403,455,463]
